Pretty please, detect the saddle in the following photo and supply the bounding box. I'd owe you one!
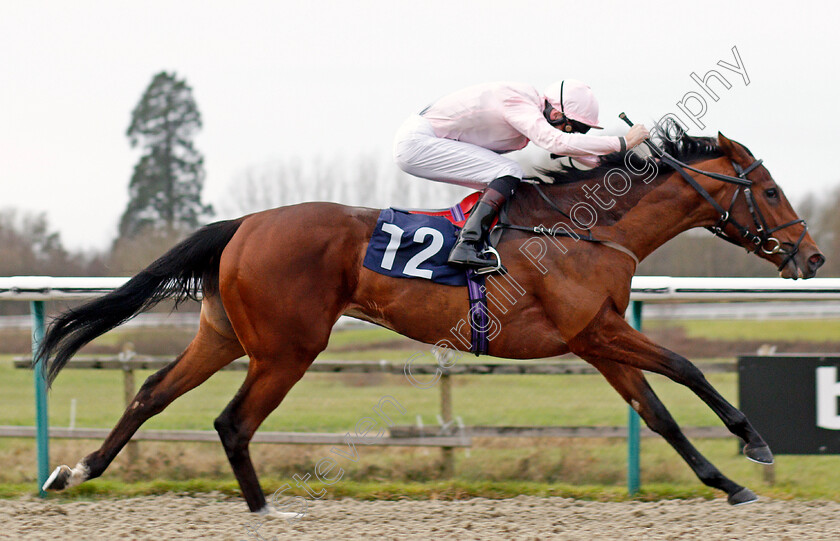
[392,191,482,229]
[394,191,506,250]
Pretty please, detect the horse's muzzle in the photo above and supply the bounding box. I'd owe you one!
[781,249,825,279]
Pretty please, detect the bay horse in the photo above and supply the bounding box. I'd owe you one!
[37,124,824,512]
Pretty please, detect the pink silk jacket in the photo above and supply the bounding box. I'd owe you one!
[421,81,622,157]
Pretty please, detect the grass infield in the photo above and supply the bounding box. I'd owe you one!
[2,319,839,502]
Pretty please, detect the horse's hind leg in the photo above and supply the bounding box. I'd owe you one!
[588,359,757,505]
[213,353,315,513]
[212,302,335,513]
[44,296,245,491]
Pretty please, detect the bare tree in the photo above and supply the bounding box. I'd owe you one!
[221,153,475,216]
[0,209,73,276]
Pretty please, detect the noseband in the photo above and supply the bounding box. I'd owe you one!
[658,152,807,272]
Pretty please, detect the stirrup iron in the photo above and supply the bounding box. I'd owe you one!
[472,246,504,275]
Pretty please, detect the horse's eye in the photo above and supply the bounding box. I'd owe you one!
[765,188,778,199]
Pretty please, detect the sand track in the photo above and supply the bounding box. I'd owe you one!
[2,494,839,540]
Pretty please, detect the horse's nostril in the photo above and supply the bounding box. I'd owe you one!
[809,253,826,270]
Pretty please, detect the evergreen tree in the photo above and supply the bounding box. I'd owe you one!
[119,71,213,238]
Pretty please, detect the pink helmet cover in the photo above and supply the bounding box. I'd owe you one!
[543,79,603,129]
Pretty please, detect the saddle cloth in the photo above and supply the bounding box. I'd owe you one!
[362,198,492,355]
[363,190,503,286]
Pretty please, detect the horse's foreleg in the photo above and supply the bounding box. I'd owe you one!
[570,303,771,463]
[43,314,244,491]
[587,358,757,505]
[213,357,312,514]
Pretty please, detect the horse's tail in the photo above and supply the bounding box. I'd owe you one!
[37,219,244,386]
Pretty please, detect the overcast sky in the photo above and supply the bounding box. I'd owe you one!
[2,1,839,251]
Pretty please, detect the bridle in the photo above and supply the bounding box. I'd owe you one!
[658,151,807,272]
[498,146,808,274]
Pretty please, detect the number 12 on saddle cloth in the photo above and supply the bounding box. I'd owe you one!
[363,208,471,286]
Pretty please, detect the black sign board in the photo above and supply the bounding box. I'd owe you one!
[739,355,840,454]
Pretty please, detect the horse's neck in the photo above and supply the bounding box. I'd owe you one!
[513,163,729,263]
[597,173,722,261]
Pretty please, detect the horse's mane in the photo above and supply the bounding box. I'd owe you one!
[536,119,726,186]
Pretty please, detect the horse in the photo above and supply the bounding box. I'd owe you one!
[37,124,825,513]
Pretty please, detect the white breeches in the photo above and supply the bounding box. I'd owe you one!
[393,115,524,190]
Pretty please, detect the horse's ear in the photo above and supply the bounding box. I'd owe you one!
[717,132,752,167]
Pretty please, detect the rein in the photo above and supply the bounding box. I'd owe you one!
[496,148,807,273]
[495,185,641,267]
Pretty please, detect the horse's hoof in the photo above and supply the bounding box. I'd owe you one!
[743,443,774,464]
[43,461,89,491]
[255,504,306,521]
[43,465,72,491]
[728,487,759,506]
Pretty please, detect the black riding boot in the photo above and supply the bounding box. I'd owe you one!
[448,176,519,272]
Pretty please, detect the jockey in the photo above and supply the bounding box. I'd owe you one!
[393,80,650,271]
